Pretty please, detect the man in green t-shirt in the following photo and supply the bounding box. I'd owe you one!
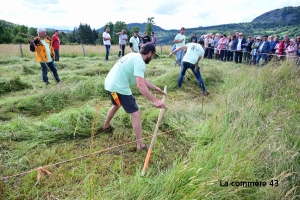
[101,43,165,151]
[173,27,186,66]
[129,30,140,53]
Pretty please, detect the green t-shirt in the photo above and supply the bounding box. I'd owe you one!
[104,53,145,95]
[182,43,204,64]
[174,33,186,48]
[129,36,140,52]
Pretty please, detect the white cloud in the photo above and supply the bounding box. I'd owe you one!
[0,0,298,30]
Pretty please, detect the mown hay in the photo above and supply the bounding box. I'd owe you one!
[0,76,32,95]
[22,65,38,75]
[2,79,106,116]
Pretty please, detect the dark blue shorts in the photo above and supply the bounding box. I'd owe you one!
[107,91,139,113]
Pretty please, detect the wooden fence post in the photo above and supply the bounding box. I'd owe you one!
[81,44,86,57]
[19,44,23,57]
[160,45,162,55]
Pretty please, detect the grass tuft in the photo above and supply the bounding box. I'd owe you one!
[0,76,32,95]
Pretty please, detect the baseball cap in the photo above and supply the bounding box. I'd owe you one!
[141,43,159,58]
[134,30,138,33]
[239,32,243,35]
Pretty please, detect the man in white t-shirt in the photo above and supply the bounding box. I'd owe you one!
[173,27,186,66]
[116,29,128,57]
[103,27,111,61]
[101,43,165,151]
[169,40,209,96]
[129,30,140,53]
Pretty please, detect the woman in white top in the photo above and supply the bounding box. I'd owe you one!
[285,38,298,65]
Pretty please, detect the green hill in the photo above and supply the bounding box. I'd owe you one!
[252,6,300,24]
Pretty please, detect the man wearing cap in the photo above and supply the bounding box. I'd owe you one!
[101,43,165,151]
[235,32,247,63]
[256,35,271,66]
[169,40,209,96]
[129,31,140,53]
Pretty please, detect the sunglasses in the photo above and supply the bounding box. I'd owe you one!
[151,52,158,59]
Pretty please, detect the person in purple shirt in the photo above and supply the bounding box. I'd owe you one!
[151,32,157,46]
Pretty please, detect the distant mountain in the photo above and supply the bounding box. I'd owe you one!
[252,6,300,24]
[96,23,165,33]
[126,23,166,32]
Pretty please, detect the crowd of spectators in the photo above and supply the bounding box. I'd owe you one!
[193,32,300,66]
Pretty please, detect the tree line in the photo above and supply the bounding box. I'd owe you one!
[0,17,298,45]
[0,17,155,45]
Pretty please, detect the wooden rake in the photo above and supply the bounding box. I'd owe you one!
[141,85,168,176]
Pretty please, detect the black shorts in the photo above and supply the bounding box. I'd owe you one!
[107,91,139,113]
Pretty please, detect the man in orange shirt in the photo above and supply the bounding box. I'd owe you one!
[30,28,61,85]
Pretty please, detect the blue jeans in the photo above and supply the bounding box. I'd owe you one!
[171,44,176,52]
[256,53,267,66]
[251,55,257,65]
[105,45,110,60]
[175,49,184,66]
[54,49,59,61]
[178,62,206,91]
[118,44,126,57]
[40,61,60,83]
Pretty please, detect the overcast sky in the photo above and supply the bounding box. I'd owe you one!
[0,0,299,31]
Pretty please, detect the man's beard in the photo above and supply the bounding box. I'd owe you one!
[144,56,151,64]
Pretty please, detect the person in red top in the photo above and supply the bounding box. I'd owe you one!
[275,36,285,62]
[51,30,60,61]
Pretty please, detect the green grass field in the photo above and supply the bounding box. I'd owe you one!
[0,49,299,200]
